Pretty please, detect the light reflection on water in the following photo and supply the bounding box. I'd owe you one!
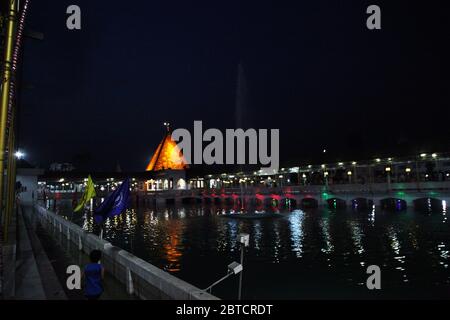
[52,200,450,299]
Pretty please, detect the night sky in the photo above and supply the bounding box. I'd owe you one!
[18,0,450,171]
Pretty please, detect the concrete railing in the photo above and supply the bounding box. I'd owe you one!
[34,205,218,300]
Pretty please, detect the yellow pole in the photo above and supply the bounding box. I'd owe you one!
[4,130,15,241]
[0,0,17,224]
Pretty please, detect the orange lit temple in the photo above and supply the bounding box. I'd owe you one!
[146,125,187,171]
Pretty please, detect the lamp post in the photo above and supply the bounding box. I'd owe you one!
[385,167,391,191]
[238,233,249,300]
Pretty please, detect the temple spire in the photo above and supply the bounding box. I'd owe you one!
[145,123,187,171]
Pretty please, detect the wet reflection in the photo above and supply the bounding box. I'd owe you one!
[51,199,450,299]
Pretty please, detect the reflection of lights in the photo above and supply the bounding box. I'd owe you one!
[443,200,447,223]
[437,243,449,269]
[388,227,401,255]
[289,210,304,258]
[369,204,376,225]
[320,217,334,256]
[432,153,437,158]
[349,221,364,255]
[253,221,262,250]
[420,153,427,158]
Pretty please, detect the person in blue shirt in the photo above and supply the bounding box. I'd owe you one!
[84,250,104,300]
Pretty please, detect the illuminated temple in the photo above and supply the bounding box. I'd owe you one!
[145,124,189,190]
[146,124,187,171]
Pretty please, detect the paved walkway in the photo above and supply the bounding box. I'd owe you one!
[3,204,135,300]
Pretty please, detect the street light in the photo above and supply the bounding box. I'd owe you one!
[385,167,391,190]
[14,150,24,159]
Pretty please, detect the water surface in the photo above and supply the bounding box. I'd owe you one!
[52,200,450,299]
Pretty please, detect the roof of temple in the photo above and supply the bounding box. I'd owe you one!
[146,126,188,171]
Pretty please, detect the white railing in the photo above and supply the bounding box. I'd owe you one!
[34,205,218,300]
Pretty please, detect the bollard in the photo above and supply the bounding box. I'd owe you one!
[78,235,83,251]
[67,226,70,240]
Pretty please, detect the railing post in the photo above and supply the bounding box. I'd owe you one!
[126,267,134,295]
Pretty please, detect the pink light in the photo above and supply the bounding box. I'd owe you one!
[255,194,265,200]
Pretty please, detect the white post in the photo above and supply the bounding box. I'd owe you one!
[78,235,83,251]
[126,268,134,295]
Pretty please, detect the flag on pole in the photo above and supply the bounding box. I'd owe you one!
[74,175,96,212]
[94,178,130,224]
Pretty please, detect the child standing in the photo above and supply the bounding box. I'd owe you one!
[84,250,104,300]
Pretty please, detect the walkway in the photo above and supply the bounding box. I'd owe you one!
[2,204,135,300]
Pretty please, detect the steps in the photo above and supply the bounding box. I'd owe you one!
[13,205,66,300]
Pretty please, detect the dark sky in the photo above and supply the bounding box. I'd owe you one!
[18,0,450,171]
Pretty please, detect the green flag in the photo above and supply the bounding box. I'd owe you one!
[74,175,96,212]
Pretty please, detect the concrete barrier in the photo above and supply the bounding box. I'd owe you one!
[34,205,218,300]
